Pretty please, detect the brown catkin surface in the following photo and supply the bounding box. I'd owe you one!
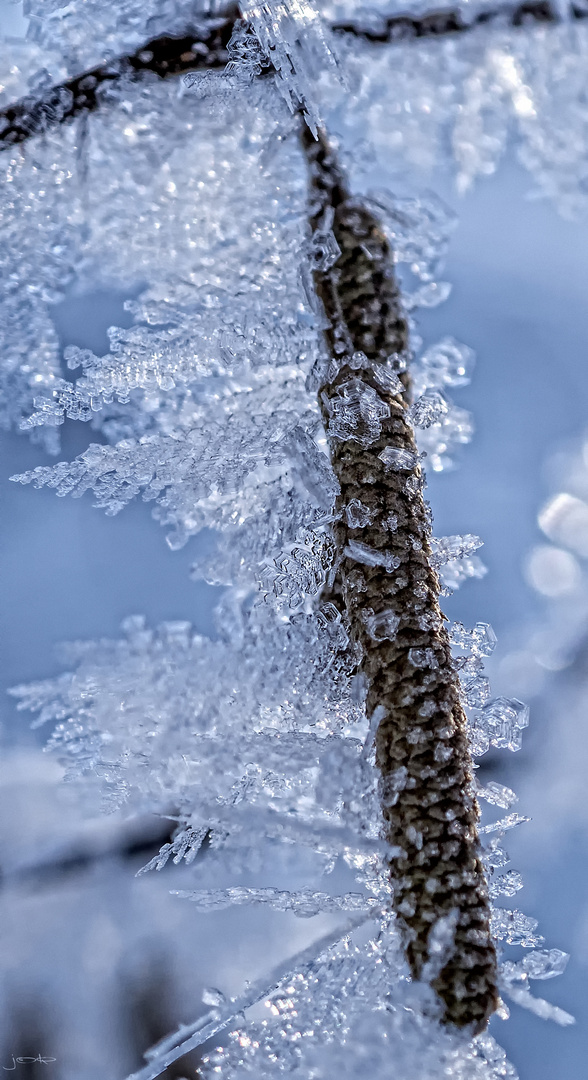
[301,126,498,1032]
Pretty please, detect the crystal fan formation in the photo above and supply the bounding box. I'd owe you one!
[0,1,579,1078]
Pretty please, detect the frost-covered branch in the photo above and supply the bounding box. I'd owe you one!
[1,0,586,151]
[0,7,241,149]
[0,815,175,890]
[301,126,498,1030]
[330,0,583,40]
[124,913,374,1080]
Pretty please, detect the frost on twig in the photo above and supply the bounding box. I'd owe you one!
[0,7,243,148]
[301,125,498,1030]
[1,0,587,152]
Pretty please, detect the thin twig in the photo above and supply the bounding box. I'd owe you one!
[0,1,585,151]
[330,0,580,41]
[301,126,498,1032]
[124,911,376,1080]
[0,7,241,148]
[0,816,175,892]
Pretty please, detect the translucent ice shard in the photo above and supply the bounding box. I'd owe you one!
[344,539,400,572]
[172,885,375,917]
[378,446,419,471]
[263,531,336,608]
[520,949,570,980]
[345,498,375,529]
[430,534,483,567]
[409,391,449,429]
[408,647,439,670]
[371,362,405,397]
[488,870,523,899]
[478,697,530,752]
[327,377,390,447]
[363,608,400,642]
[491,908,544,948]
[461,674,491,708]
[241,0,341,133]
[453,621,497,658]
[137,825,208,874]
[476,780,518,809]
[413,338,476,396]
[309,226,341,272]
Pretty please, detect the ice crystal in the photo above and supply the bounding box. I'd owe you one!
[413,338,476,395]
[378,445,419,471]
[438,554,487,594]
[488,871,524,900]
[171,885,375,916]
[326,377,390,447]
[476,781,518,810]
[308,225,342,272]
[136,825,208,874]
[491,908,544,949]
[461,674,491,708]
[242,0,341,134]
[430,533,484,567]
[363,607,400,642]
[262,529,336,607]
[417,402,475,474]
[344,538,401,572]
[476,697,531,753]
[371,361,405,397]
[514,949,569,981]
[344,497,374,529]
[408,647,439,669]
[409,390,449,429]
[450,620,498,658]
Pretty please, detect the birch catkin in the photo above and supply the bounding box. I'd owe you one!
[301,127,498,1032]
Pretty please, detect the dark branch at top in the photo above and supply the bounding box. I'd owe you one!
[331,0,583,41]
[0,0,585,152]
[0,6,241,148]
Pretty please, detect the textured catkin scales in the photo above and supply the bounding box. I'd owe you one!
[301,127,498,1031]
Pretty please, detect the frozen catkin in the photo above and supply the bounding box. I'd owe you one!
[301,126,498,1031]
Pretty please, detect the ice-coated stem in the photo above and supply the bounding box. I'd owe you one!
[0,6,242,149]
[301,125,498,1031]
[0,1,583,151]
[124,912,376,1080]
